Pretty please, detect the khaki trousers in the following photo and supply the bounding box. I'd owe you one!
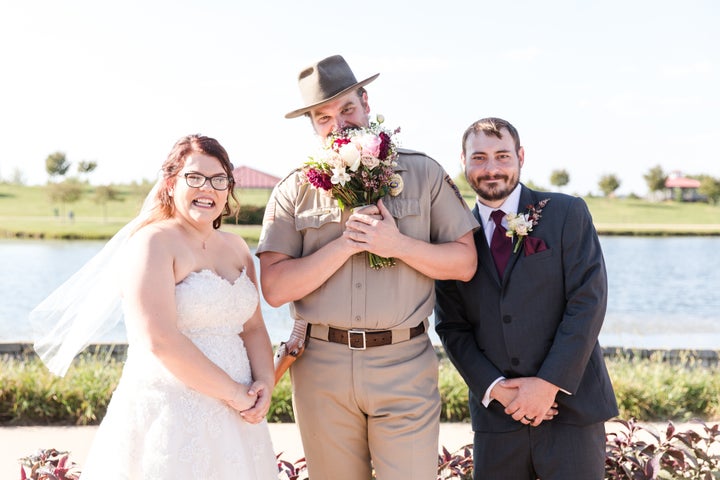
[290,333,440,480]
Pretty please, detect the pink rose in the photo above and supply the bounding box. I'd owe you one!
[361,155,380,169]
[358,133,382,157]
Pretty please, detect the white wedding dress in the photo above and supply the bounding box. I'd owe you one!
[80,269,278,479]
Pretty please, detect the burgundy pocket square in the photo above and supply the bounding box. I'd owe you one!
[524,237,548,256]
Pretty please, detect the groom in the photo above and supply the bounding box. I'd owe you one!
[435,117,618,479]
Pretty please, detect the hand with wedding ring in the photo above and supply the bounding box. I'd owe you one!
[502,377,561,427]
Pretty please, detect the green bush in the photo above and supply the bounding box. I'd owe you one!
[3,350,720,426]
[223,205,266,225]
[439,362,469,422]
[1,354,120,425]
[269,375,294,423]
[607,352,720,421]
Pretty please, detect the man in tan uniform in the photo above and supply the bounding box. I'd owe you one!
[256,55,478,480]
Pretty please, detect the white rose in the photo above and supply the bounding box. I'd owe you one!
[339,143,362,172]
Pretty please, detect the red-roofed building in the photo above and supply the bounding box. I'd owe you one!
[665,171,704,201]
[232,166,281,189]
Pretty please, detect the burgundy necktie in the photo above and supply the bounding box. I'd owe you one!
[490,210,512,277]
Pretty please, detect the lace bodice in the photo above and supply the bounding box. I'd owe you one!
[123,268,258,386]
[175,269,258,336]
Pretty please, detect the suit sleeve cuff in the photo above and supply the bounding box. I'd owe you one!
[482,376,506,407]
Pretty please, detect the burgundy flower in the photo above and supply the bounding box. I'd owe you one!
[305,168,332,190]
[378,132,391,160]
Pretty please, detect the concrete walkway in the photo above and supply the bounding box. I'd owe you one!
[4,422,475,479]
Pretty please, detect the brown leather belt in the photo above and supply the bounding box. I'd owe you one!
[308,322,426,350]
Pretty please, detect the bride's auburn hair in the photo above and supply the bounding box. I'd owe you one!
[143,134,240,230]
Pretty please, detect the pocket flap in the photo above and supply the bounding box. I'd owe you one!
[384,198,420,218]
[295,207,342,230]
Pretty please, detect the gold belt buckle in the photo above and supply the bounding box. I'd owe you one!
[347,330,367,350]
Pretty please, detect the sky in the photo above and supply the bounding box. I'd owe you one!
[1,0,718,197]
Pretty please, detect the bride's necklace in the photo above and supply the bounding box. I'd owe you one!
[180,223,214,250]
[199,230,213,250]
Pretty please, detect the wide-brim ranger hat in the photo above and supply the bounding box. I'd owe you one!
[285,55,379,119]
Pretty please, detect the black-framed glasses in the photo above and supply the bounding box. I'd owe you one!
[183,172,232,191]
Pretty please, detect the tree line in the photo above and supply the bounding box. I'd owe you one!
[546,165,720,202]
[44,151,126,221]
[4,152,720,207]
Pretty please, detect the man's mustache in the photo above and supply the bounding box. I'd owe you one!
[478,174,508,182]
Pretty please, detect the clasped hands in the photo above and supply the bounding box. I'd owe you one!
[226,380,272,424]
[343,199,401,256]
[491,377,560,427]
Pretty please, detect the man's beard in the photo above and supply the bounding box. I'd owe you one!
[466,173,520,202]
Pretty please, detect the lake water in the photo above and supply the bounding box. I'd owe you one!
[1,237,719,349]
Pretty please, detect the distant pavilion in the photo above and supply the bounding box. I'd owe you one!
[664,171,703,202]
[232,166,281,189]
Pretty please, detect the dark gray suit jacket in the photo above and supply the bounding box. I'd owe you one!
[435,185,618,432]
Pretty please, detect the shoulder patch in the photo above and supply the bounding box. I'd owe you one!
[444,174,466,205]
[263,197,276,224]
[263,168,302,224]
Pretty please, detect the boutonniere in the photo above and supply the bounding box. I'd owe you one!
[505,198,550,253]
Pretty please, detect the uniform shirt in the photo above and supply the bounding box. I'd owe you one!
[257,148,479,331]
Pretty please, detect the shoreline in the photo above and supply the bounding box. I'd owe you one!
[3,342,719,366]
[4,228,720,240]
[3,222,720,241]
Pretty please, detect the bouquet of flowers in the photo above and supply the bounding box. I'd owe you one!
[302,115,403,269]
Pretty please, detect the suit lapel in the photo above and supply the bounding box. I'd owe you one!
[501,186,536,283]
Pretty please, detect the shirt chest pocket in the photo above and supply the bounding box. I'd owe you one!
[384,198,420,219]
[383,198,424,239]
[295,206,343,256]
[295,207,343,231]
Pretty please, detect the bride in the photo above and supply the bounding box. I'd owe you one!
[34,134,278,479]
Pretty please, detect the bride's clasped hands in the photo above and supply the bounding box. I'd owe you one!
[230,380,273,424]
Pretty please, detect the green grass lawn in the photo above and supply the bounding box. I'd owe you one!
[2,182,719,240]
[0,183,268,242]
[456,193,720,234]
[584,196,720,225]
